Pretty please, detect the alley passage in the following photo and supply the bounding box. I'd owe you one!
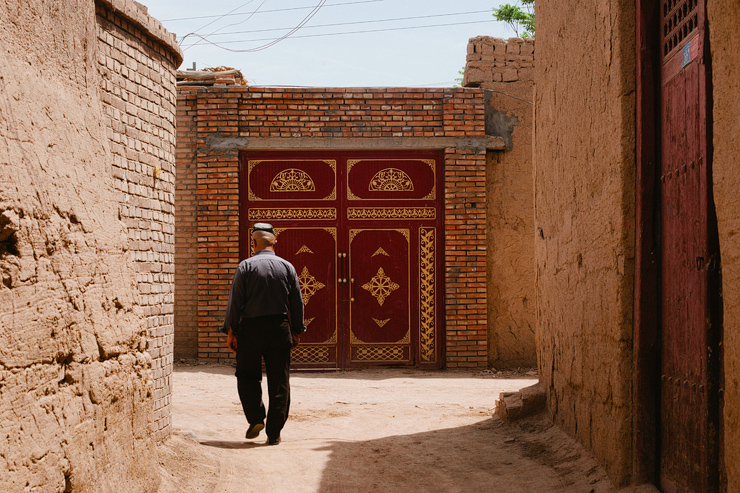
[158,366,627,492]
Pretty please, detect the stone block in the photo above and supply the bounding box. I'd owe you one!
[496,382,545,421]
[501,67,519,82]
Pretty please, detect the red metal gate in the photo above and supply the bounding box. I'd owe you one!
[658,0,723,490]
[240,150,443,369]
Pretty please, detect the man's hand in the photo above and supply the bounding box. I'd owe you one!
[291,333,300,349]
[227,329,237,354]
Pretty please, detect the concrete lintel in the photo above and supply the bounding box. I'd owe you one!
[203,135,506,153]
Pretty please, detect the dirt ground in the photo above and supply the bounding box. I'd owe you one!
[157,365,658,493]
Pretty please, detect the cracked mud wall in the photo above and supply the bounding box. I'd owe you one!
[464,37,536,369]
[0,0,180,491]
[533,1,636,486]
[708,0,740,488]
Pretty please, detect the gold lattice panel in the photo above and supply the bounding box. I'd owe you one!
[354,346,405,361]
[292,346,330,364]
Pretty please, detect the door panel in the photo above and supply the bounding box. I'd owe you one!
[346,158,436,201]
[247,158,337,202]
[348,229,411,364]
[274,227,339,368]
[658,0,721,490]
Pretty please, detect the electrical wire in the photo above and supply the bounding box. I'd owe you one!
[183,0,328,53]
[162,0,384,22]
[192,10,492,38]
[183,0,269,51]
[180,19,496,49]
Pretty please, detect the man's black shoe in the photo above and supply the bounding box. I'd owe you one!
[246,423,264,439]
[267,435,281,445]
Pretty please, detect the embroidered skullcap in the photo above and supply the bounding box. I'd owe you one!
[252,222,275,235]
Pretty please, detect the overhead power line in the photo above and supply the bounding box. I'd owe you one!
[163,0,384,22]
[183,0,328,53]
[192,10,492,38]
[180,19,496,50]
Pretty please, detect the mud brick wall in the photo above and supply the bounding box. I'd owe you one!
[464,36,534,86]
[175,86,494,368]
[0,0,181,490]
[464,37,536,369]
[708,0,740,487]
[534,1,636,486]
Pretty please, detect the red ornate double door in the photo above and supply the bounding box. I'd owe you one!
[240,150,444,369]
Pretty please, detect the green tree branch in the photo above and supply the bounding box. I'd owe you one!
[492,0,535,38]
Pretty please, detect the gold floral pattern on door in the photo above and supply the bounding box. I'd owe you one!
[361,267,399,306]
[298,266,325,305]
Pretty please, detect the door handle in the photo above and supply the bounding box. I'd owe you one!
[338,253,347,283]
[350,278,355,303]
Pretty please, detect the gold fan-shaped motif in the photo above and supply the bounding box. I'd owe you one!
[368,168,414,192]
[270,168,316,192]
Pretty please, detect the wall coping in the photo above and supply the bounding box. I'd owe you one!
[96,0,183,66]
[202,136,506,152]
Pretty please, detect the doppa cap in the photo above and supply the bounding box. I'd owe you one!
[252,222,275,235]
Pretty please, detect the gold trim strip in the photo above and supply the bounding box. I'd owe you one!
[419,227,436,363]
[248,208,337,220]
[347,207,436,220]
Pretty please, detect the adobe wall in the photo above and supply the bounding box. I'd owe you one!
[533,0,636,486]
[707,0,740,487]
[464,37,536,369]
[175,86,498,368]
[0,0,181,490]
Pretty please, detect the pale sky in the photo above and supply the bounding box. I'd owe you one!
[140,0,515,87]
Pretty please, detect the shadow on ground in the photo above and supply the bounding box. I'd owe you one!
[312,414,613,493]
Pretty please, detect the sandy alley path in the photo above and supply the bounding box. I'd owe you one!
[157,365,657,493]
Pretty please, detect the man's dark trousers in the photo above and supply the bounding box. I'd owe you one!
[235,314,292,440]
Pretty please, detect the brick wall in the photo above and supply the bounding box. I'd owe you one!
[174,89,199,360]
[96,0,181,441]
[175,86,496,368]
[463,37,537,369]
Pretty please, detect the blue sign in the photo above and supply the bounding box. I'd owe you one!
[682,39,692,68]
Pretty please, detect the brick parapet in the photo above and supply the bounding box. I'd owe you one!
[96,2,180,441]
[176,86,488,367]
[464,36,535,86]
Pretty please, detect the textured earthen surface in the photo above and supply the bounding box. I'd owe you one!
[465,37,536,369]
[0,0,180,490]
[533,1,636,485]
[707,0,740,487]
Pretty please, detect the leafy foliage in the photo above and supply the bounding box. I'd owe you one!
[492,0,535,38]
[454,66,465,87]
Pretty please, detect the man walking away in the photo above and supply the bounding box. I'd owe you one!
[220,223,306,445]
